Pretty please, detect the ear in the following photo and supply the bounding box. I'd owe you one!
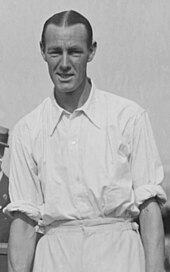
[40,42,47,62]
[88,41,97,63]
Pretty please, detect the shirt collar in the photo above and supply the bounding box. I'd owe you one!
[77,81,101,128]
[49,93,65,136]
[49,80,101,136]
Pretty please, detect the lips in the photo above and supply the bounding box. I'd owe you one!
[57,73,74,80]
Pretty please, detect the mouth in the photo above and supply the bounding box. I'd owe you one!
[57,73,74,81]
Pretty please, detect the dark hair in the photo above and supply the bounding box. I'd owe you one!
[41,10,93,49]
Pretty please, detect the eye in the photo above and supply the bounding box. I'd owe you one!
[72,52,81,56]
[48,49,62,57]
[50,52,61,57]
[69,49,82,56]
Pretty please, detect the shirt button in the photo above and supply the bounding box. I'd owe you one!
[71,140,76,145]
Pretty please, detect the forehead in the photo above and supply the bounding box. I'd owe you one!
[44,23,88,47]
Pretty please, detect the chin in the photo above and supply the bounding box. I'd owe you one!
[55,87,73,94]
[55,83,77,93]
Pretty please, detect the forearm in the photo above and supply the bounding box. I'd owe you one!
[139,197,165,272]
[8,212,37,272]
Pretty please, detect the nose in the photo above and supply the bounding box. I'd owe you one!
[60,52,71,72]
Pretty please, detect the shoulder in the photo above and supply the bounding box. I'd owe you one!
[97,88,145,117]
[12,96,51,139]
[95,88,146,134]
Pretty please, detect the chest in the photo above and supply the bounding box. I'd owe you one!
[34,115,132,189]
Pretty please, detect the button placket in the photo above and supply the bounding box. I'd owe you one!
[67,113,80,184]
[67,113,88,213]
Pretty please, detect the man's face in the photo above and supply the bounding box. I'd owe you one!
[41,24,96,94]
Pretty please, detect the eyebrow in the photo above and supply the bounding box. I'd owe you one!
[47,45,84,52]
[47,46,62,51]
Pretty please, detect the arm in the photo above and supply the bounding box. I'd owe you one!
[139,197,165,272]
[8,211,37,272]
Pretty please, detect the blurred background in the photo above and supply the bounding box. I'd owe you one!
[0,0,170,270]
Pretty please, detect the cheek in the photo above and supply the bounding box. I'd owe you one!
[47,63,58,77]
[46,57,58,68]
[79,62,88,75]
[47,64,56,80]
[75,59,88,72]
[47,63,53,74]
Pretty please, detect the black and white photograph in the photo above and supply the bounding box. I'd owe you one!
[0,1,170,271]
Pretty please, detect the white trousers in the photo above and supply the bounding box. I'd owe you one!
[33,218,145,272]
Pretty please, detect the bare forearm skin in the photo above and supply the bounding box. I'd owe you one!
[8,212,37,272]
[139,197,165,272]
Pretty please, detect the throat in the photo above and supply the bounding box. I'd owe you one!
[54,79,91,113]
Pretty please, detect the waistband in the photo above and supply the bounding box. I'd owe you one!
[44,218,139,235]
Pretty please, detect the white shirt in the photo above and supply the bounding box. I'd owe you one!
[5,82,166,228]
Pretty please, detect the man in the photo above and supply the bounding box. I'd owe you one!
[5,10,166,272]
[0,126,11,243]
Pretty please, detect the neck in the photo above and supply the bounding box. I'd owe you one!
[54,78,91,113]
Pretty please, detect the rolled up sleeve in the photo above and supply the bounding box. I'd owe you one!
[130,111,167,206]
[4,121,44,222]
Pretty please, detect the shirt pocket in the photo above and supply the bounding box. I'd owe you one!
[106,124,131,180]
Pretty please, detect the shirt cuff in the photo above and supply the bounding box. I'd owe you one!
[134,184,167,207]
[3,200,43,222]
